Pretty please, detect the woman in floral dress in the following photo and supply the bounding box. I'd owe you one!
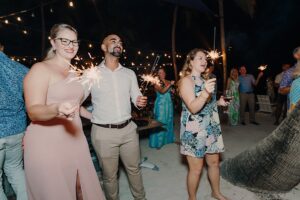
[178,48,229,200]
[226,68,240,125]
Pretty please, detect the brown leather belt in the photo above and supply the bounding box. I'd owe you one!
[93,119,132,129]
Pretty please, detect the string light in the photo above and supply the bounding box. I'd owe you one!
[31,13,35,17]
[151,52,155,56]
[137,51,141,55]
[88,44,93,48]
[123,49,126,53]
[16,17,22,22]
[48,36,51,40]
[50,8,54,13]
[22,30,28,35]
[4,19,9,24]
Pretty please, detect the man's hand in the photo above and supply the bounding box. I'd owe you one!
[136,96,147,108]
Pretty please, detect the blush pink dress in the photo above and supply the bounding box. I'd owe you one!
[24,75,105,200]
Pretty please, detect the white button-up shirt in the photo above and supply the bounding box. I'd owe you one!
[90,61,142,124]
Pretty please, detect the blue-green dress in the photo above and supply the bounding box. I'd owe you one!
[180,76,225,158]
[149,86,175,148]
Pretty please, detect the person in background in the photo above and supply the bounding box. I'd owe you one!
[266,76,275,103]
[90,34,147,200]
[238,65,263,125]
[226,68,240,126]
[279,47,300,110]
[0,42,28,200]
[23,24,105,200]
[149,68,175,149]
[274,64,290,125]
[178,48,229,200]
[289,62,300,113]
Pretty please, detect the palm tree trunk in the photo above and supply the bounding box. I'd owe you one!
[171,5,178,81]
[40,1,46,57]
[221,103,300,192]
[218,0,227,89]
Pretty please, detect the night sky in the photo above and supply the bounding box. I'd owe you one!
[1,0,300,79]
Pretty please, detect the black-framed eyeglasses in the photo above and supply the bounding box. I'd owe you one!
[55,38,80,47]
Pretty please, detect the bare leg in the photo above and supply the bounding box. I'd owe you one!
[76,171,83,200]
[205,154,228,200]
[186,155,204,200]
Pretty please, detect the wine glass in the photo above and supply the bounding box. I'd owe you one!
[223,90,232,114]
[224,90,233,102]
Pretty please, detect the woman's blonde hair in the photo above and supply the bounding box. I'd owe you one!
[177,48,206,91]
[229,68,239,81]
[44,23,78,60]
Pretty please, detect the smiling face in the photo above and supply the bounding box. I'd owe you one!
[50,29,79,60]
[190,51,207,74]
[239,66,247,75]
[101,34,123,58]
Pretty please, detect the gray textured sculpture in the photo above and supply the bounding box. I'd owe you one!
[221,103,300,192]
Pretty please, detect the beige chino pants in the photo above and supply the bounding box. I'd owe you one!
[91,122,146,200]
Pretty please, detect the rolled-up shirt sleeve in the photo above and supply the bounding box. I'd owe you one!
[130,71,142,107]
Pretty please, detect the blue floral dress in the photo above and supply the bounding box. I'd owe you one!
[180,76,225,158]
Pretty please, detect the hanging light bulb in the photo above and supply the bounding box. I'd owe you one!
[88,43,93,48]
[137,51,141,55]
[4,19,9,24]
[17,17,22,22]
[50,8,54,13]
[31,13,35,17]
[22,30,28,35]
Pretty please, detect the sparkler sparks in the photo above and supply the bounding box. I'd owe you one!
[67,54,102,90]
[258,64,268,71]
[141,74,160,86]
[206,50,222,60]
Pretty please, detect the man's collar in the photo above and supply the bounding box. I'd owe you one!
[99,60,124,71]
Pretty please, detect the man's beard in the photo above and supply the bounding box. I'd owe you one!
[109,47,122,58]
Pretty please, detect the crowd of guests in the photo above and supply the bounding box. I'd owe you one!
[1,22,299,200]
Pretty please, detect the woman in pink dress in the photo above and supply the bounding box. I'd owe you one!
[23,24,105,200]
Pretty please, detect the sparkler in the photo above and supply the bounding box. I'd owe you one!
[206,50,222,63]
[67,53,102,90]
[258,64,268,71]
[140,55,161,94]
[141,74,160,86]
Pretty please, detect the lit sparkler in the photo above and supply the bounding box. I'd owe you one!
[258,64,268,71]
[67,54,102,90]
[206,50,222,61]
[141,74,160,86]
[140,55,161,94]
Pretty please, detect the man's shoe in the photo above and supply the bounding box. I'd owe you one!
[251,121,260,125]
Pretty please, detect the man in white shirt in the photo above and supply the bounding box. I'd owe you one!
[90,34,147,200]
